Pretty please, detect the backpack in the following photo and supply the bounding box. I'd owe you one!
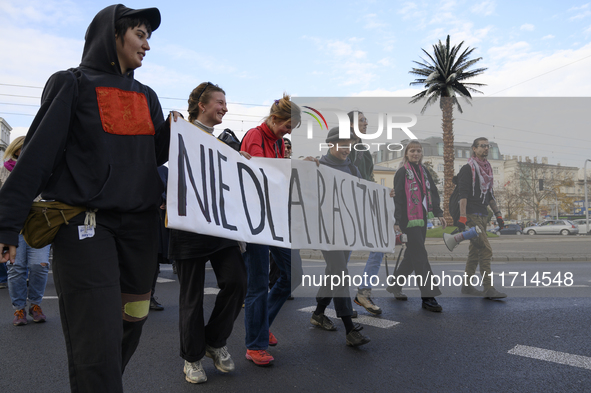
[449,175,461,226]
[217,128,241,152]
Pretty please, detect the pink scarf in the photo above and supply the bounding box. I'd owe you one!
[404,162,434,228]
[4,159,16,172]
[467,156,494,203]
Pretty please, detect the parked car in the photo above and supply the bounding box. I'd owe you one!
[523,220,579,236]
[573,219,591,233]
[488,224,523,235]
[427,220,434,229]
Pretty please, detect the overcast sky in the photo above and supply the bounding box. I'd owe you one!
[1,0,590,167]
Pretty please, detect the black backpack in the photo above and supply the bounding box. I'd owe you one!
[449,175,461,226]
[217,128,241,152]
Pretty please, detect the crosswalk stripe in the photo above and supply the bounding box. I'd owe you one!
[298,306,400,329]
[508,345,591,370]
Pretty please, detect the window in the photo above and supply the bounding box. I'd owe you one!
[493,167,499,175]
[438,143,443,155]
[380,178,385,186]
[438,164,444,172]
[457,150,462,158]
[491,146,499,159]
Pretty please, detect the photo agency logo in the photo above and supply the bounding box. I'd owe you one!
[301,103,420,153]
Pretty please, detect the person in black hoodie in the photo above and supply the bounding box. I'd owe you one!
[0,5,179,393]
[310,126,371,347]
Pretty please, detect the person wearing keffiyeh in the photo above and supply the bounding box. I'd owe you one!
[458,137,507,300]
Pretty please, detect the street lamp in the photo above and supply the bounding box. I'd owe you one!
[585,159,591,235]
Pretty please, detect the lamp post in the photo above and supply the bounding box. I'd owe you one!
[585,159,590,235]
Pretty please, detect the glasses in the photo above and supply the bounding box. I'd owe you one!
[478,144,490,149]
[196,82,216,103]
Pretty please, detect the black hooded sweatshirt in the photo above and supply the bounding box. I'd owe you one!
[0,4,169,246]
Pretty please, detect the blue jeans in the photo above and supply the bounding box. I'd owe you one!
[358,252,384,291]
[243,245,302,350]
[7,234,51,309]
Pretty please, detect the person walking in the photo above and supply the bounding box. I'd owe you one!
[348,111,383,315]
[457,137,507,299]
[310,126,371,347]
[240,94,303,366]
[392,140,446,312]
[1,137,52,325]
[171,82,247,384]
[0,5,179,392]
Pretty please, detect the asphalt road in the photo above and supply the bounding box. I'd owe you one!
[1,238,590,392]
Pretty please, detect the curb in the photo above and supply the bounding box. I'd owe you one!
[300,251,589,263]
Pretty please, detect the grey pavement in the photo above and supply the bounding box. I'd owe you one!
[1,235,590,392]
[300,234,591,262]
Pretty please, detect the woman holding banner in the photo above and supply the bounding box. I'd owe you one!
[171,82,248,384]
[240,94,303,366]
[392,140,447,312]
[309,126,371,347]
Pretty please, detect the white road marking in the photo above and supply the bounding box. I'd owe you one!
[42,296,58,299]
[508,345,591,370]
[204,287,220,295]
[156,277,175,283]
[298,306,399,329]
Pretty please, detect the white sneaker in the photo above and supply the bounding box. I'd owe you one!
[205,345,235,373]
[354,289,382,315]
[184,360,207,384]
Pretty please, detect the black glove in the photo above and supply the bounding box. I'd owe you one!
[496,214,505,229]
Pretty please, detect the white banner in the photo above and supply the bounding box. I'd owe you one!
[167,119,291,248]
[290,160,395,252]
[167,119,395,252]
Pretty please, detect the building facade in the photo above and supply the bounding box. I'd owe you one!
[0,117,12,158]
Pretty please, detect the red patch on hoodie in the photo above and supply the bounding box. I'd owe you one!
[96,87,155,135]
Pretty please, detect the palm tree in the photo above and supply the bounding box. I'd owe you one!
[409,35,486,225]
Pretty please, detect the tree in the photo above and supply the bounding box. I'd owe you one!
[494,176,526,220]
[517,161,575,220]
[409,35,486,223]
[423,160,440,186]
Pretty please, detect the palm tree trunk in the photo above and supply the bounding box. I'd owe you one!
[441,98,454,225]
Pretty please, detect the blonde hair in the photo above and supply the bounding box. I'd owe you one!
[187,82,226,123]
[3,136,25,161]
[399,140,423,168]
[265,93,301,128]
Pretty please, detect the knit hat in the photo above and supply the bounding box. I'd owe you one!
[325,126,356,143]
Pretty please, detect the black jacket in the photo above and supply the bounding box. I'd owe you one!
[457,163,493,216]
[0,4,169,246]
[319,151,362,177]
[350,148,374,182]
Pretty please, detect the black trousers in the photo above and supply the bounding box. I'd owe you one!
[52,209,159,393]
[177,246,247,362]
[397,225,441,297]
[316,250,353,318]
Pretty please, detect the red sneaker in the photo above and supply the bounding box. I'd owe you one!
[245,349,274,366]
[13,309,27,326]
[28,304,46,323]
[268,330,278,346]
